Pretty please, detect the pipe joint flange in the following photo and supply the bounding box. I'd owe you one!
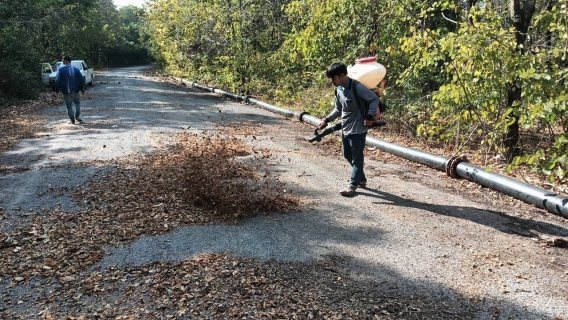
[298,111,310,122]
[244,96,251,104]
[445,155,468,178]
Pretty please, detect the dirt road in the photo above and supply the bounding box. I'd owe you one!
[1,66,567,319]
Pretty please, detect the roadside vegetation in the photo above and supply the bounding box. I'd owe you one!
[143,0,568,188]
[0,0,150,101]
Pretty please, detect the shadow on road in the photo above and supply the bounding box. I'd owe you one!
[363,188,568,238]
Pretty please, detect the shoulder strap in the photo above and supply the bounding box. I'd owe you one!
[351,79,368,116]
[335,80,372,116]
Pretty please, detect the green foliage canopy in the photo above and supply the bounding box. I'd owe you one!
[0,0,150,100]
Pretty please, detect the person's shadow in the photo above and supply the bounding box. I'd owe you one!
[358,187,568,239]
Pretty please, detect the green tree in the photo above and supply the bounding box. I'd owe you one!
[398,0,568,181]
[143,0,292,93]
[0,0,150,102]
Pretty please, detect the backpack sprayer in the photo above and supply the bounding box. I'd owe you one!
[309,57,387,143]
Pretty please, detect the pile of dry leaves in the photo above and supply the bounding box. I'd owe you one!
[0,132,300,282]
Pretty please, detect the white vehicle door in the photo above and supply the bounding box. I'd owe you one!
[41,63,53,85]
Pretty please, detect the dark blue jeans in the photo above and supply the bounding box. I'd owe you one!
[342,132,367,189]
[63,93,81,123]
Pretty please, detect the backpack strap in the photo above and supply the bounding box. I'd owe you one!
[351,79,370,118]
[335,79,376,118]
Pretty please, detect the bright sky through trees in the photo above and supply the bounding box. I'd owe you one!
[113,0,145,8]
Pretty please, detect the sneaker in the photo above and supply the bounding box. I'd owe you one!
[339,186,356,197]
[76,117,83,123]
[69,121,76,124]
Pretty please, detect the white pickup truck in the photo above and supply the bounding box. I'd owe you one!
[41,60,94,90]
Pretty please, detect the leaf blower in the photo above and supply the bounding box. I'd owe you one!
[309,120,386,143]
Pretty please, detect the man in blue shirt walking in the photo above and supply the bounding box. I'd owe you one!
[56,56,85,124]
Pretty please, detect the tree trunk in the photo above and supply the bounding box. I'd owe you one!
[504,0,536,162]
[504,82,522,161]
[467,0,478,23]
[365,0,380,54]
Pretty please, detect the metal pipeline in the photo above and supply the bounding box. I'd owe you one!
[175,76,568,219]
[180,80,196,87]
[456,163,568,218]
[193,83,214,92]
[213,88,245,101]
[364,137,447,170]
[362,136,568,218]
[296,113,321,127]
[247,97,295,118]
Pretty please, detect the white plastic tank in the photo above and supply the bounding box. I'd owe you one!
[347,57,386,89]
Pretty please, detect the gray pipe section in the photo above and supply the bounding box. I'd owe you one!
[365,137,447,170]
[175,76,568,219]
[300,114,325,127]
[193,83,214,92]
[247,97,295,118]
[364,135,568,218]
[181,80,195,87]
[456,163,568,218]
[213,88,245,101]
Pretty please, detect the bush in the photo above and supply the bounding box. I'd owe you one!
[0,61,39,101]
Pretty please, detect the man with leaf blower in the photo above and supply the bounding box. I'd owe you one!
[318,61,381,197]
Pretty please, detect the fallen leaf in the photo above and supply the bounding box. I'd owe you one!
[60,276,76,283]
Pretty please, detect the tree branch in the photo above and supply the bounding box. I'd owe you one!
[441,12,458,25]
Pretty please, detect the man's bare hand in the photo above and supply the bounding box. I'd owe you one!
[318,121,327,130]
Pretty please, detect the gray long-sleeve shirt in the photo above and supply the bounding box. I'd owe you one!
[325,78,379,136]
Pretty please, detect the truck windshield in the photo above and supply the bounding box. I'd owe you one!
[71,62,82,70]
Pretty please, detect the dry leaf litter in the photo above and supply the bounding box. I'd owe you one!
[0,127,472,319]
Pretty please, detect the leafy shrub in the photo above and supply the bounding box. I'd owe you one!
[0,62,39,101]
